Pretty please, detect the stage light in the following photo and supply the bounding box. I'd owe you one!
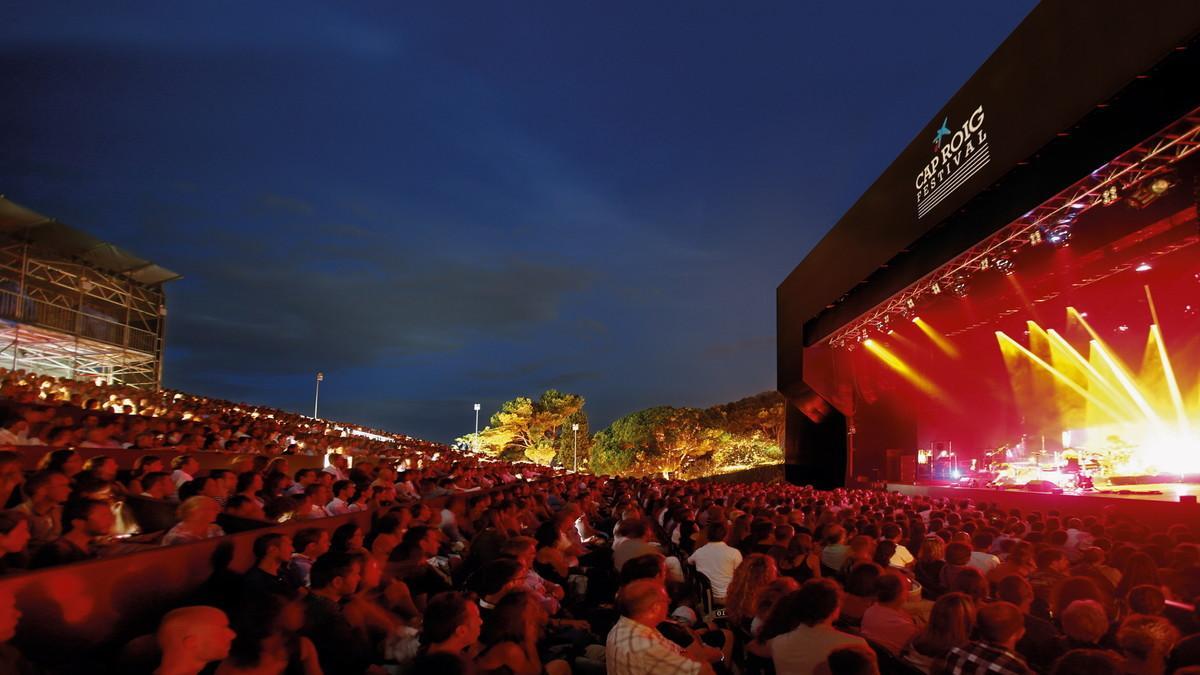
[1046,224,1072,246]
[1116,324,1130,333]
[911,315,920,323]
[1101,185,1120,206]
[931,282,942,295]
[1069,201,1086,209]
[905,298,916,310]
[994,258,1015,275]
[1135,262,1152,272]
[1029,231,1043,245]
[950,278,969,298]
[1126,173,1176,209]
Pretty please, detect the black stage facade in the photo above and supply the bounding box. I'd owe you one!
[777,1,1200,498]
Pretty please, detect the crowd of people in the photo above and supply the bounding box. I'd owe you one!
[0,369,1198,674]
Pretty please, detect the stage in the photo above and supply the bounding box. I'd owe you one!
[886,480,1200,527]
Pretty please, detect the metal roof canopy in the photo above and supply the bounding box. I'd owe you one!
[0,196,181,286]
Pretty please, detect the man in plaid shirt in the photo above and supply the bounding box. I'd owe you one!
[940,601,1032,675]
[606,579,714,675]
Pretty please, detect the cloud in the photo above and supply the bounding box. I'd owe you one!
[156,211,594,377]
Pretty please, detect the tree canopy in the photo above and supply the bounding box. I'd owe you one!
[591,391,784,478]
[467,389,590,466]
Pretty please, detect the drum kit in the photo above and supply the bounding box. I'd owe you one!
[983,444,1113,490]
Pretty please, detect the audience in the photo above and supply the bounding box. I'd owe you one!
[0,371,1196,675]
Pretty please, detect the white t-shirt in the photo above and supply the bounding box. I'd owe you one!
[968,550,1000,574]
[688,541,742,599]
[889,543,915,568]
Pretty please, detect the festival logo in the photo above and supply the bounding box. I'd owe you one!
[915,105,990,219]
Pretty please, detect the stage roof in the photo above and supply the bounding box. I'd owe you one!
[779,0,1200,395]
[0,196,181,286]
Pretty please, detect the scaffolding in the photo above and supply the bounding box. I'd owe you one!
[0,197,179,388]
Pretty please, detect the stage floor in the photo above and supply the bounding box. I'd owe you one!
[886,481,1200,527]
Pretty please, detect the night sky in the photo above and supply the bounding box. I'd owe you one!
[1,2,1037,442]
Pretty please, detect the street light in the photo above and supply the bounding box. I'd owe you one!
[314,372,324,419]
[572,422,580,472]
[473,403,481,453]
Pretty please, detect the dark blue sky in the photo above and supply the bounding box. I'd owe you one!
[1,2,1036,441]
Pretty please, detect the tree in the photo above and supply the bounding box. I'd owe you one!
[591,391,786,479]
[470,390,587,467]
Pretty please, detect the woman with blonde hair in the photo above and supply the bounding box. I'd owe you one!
[161,496,224,545]
[724,553,779,631]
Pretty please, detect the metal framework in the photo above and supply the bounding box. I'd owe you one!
[0,239,170,387]
[830,105,1200,349]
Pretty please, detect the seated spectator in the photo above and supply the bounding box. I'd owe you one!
[140,472,177,501]
[820,525,850,573]
[242,533,296,597]
[163,497,225,545]
[14,469,70,549]
[1116,553,1164,600]
[0,511,30,575]
[217,593,319,675]
[724,553,779,632]
[907,592,976,669]
[968,533,1000,574]
[841,561,882,625]
[860,570,919,655]
[330,523,366,556]
[881,522,914,568]
[779,532,822,583]
[155,606,237,675]
[613,518,659,572]
[1050,648,1123,675]
[606,578,712,675]
[948,566,990,605]
[127,454,164,495]
[327,480,354,515]
[302,552,375,675]
[289,527,330,588]
[989,541,1036,584]
[994,574,1063,672]
[31,497,113,568]
[37,449,82,478]
[1115,614,1180,675]
[172,455,200,488]
[942,600,1032,674]
[476,589,562,675]
[688,521,743,603]
[767,578,868,675]
[827,644,880,675]
[421,591,483,657]
[0,451,25,510]
[1061,599,1111,650]
[1030,548,1071,618]
[224,495,266,521]
[391,526,452,606]
[0,588,33,674]
[915,535,948,598]
[749,577,799,638]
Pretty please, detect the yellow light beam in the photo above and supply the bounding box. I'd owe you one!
[1089,338,1166,430]
[863,339,951,402]
[1044,328,1127,405]
[996,331,1127,422]
[912,317,960,359]
[1150,324,1190,435]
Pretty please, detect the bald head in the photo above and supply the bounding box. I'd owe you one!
[157,606,235,671]
[617,579,669,625]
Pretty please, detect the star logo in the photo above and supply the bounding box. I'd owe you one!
[932,117,951,151]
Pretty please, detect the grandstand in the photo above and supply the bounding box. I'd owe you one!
[0,196,177,389]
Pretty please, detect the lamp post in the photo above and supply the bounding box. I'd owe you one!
[314,372,324,419]
[572,423,580,472]
[473,403,481,453]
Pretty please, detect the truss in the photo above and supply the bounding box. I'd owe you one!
[830,105,1200,349]
[0,241,166,387]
